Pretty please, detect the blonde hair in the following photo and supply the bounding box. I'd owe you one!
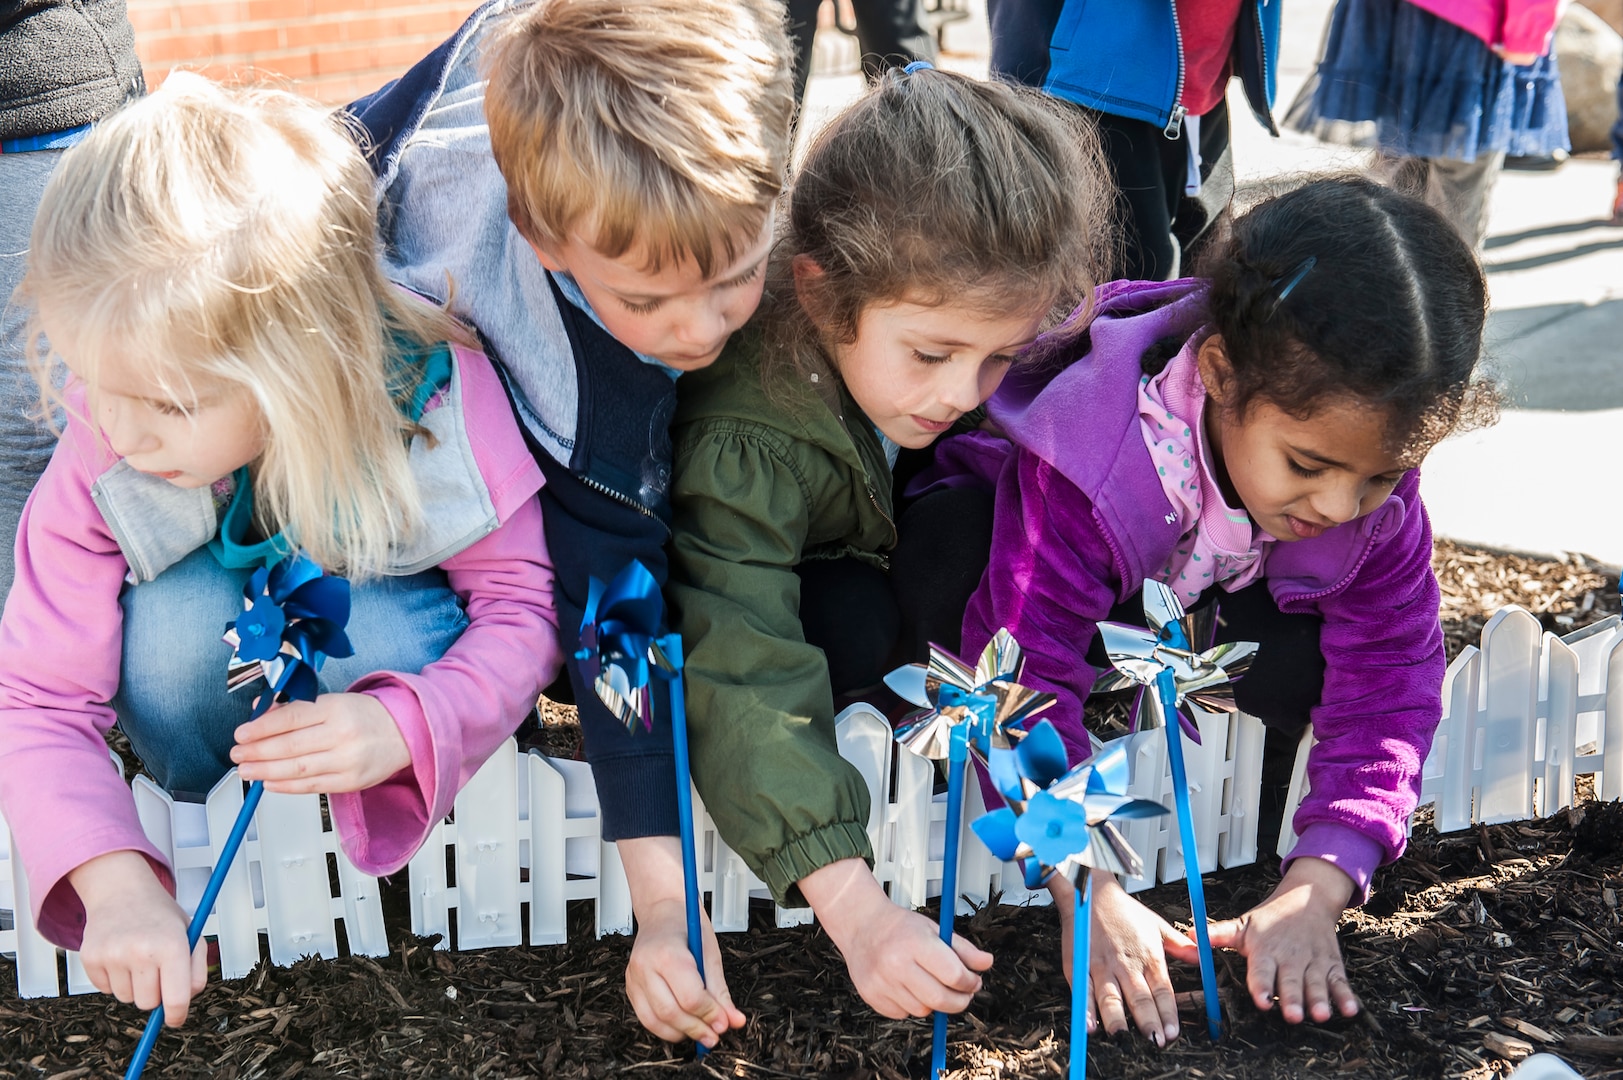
[482,0,795,276]
[19,74,467,578]
[761,67,1117,387]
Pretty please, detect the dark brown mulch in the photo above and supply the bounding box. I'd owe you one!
[3,542,1620,1080]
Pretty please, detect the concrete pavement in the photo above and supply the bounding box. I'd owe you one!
[804,0,1623,565]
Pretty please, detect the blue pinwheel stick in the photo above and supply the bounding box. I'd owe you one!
[576,561,708,1057]
[1093,579,1257,1042]
[885,630,1055,1080]
[126,553,351,1080]
[972,721,1168,1079]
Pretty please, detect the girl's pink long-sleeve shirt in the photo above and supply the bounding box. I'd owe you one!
[1408,0,1561,54]
[0,344,563,949]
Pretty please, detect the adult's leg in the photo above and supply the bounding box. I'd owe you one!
[1171,98,1235,273]
[1086,108,1187,281]
[795,556,900,696]
[115,547,466,797]
[0,151,69,609]
[849,0,937,80]
[783,0,824,109]
[1371,149,1504,250]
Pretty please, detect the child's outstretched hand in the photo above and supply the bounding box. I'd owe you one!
[69,850,207,1026]
[1206,855,1359,1024]
[801,857,993,1019]
[1053,869,1198,1047]
[619,837,744,1047]
[231,692,410,794]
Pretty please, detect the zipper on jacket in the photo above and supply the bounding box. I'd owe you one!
[1164,0,1187,138]
[1252,0,1278,135]
[1277,518,1385,612]
[577,470,670,534]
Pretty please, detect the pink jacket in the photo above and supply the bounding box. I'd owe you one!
[1408,0,1561,54]
[0,344,562,949]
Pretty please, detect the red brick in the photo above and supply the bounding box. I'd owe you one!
[214,25,285,54]
[280,19,348,49]
[125,3,178,34]
[245,0,310,21]
[173,1,249,30]
[310,0,376,15]
[398,7,467,37]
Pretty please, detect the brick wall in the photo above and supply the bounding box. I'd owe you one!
[127,0,476,105]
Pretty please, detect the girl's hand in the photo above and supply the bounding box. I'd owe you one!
[1491,45,1540,66]
[619,837,744,1047]
[68,851,207,1026]
[1054,870,1196,1046]
[231,693,411,794]
[801,857,992,1019]
[1206,856,1359,1024]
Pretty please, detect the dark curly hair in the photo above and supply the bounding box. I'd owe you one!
[1189,175,1498,458]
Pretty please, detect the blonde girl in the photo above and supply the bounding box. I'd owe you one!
[641,65,1112,1042]
[0,75,561,1028]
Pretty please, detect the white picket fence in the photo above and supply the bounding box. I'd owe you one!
[3,604,1618,998]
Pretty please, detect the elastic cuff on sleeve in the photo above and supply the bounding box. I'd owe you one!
[761,820,874,908]
[592,751,681,841]
[1281,823,1385,905]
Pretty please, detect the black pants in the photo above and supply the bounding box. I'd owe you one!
[783,0,937,108]
[1085,98,1235,281]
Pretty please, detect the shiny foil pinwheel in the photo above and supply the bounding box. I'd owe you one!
[883,630,1054,1080]
[1091,579,1254,1042]
[128,553,353,1080]
[1091,581,1255,743]
[971,722,1166,1080]
[574,560,708,1057]
[224,552,354,718]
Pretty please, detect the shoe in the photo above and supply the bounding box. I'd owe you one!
[1504,149,1568,171]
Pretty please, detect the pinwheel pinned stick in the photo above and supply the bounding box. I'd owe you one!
[884,629,1055,1080]
[575,560,708,1056]
[1091,580,1256,1041]
[971,721,1168,1077]
[126,553,352,1080]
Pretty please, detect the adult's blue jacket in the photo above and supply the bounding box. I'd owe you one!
[987,0,1281,136]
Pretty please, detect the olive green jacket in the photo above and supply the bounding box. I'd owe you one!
[668,332,896,906]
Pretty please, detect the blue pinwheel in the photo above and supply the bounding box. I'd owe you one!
[128,553,352,1080]
[883,629,1053,1080]
[1088,579,1256,1042]
[224,553,353,717]
[971,722,1167,1080]
[575,560,708,1057]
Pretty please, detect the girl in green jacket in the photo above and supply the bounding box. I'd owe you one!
[662,65,1112,1033]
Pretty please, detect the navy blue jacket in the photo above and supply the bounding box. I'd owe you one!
[346,3,683,841]
[987,0,1280,136]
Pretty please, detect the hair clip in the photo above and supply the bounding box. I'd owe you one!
[1265,255,1316,319]
[903,60,934,75]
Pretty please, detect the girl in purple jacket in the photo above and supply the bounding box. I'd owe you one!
[921,176,1495,1045]
[0,77,561,1030]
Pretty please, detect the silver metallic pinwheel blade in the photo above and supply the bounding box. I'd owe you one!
[1082,821,1145,879]
[923,648,976,703]
[895,705,972,762]
[1098,621,1164,687]
[594,667,642,731]
[1141,579,1189,640]
[972,628,1023,688]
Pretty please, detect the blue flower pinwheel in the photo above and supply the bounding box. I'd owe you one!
[129,552,353,1080]
[971,722,1166,1080]
[574,560,709,1057]
[575,560,677,733]
[223,551,353,718]
[884,629,1053,1080]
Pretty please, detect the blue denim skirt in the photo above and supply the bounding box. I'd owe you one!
[1286,0,1570,161]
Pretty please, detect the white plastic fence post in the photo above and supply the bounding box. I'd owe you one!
[1119,726,1169,893]
[1436,647,1481,831]
[1542,635,1579,815]
[526,751,569,945]
[334,843,388,958]
[597,838,633,937]
[1604,632,1623,801]
[1275,728,1315,860]
[1477,608,1542,824]
[452,740,524,950]
[202,773,265,978]
[408,817,453,949]
[1220,710,1267,869]
[10,850,62,998]
[257,790,341,965]
[1564,616,1618,789]
[890,739,935,910]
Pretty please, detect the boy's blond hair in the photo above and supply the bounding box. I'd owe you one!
[483,0,794,277]
[20,74,467,578]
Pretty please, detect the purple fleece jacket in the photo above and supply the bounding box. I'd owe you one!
[928,279,1445,900]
